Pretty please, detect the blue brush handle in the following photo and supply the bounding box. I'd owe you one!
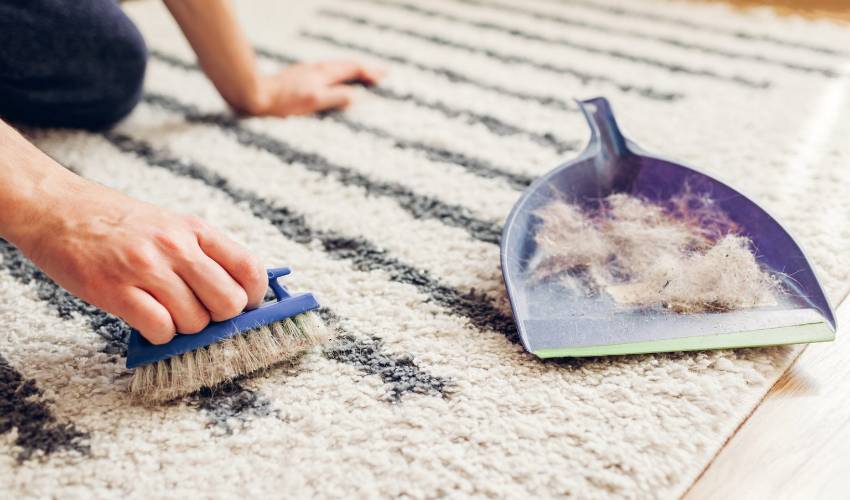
[125,267,320,369]
[267,267,291,299]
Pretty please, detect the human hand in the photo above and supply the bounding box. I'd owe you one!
[249,60,385,117]
[20,177,267,345]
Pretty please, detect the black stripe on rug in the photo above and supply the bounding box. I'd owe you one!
[326,114,534,190]
[0,354,89,461]
[102,130,518,343]
[317,9,685,100]
[549,0,850,58]
[89,129,457,400]
[360,0,777,86]
[319,308,452,402]
[0,239,130,355]
[368,86,579,154]
[447,0,841,78]
[249,47,579,154]
[249,47,578,153]
[301,31,578,111]
[0,239,275,418]
[148,50,539,189]
[2,239,444,421]
[142,92,504,245]
[7,145,453,406]
[189,380,277,432]
[326,335,451,402]
[147,49,200,72]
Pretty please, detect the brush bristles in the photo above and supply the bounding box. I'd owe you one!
[129,312,331,404]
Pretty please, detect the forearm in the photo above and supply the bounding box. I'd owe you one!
[163,0,268,114]
[0,120,82,251]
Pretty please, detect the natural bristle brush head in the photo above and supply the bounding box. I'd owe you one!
[129,312,329,403]
[125,268,330,404]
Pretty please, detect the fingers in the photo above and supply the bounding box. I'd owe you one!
[195,225,267,310]
[177,252,249,322]
[312,86,356,112]
[317,60,385,85]
[111,288,176,345]
[143,271,210,335]
[358,65,385,85]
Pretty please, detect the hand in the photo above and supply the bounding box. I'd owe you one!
[163,1,383,117]
[250,60,384,117]
[21,177,267,345]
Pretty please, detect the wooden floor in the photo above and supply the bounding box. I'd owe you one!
[679,5,850,497]
[691,0,850,22]
[685,293,850,498]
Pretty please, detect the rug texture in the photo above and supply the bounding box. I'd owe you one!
[2,0,850,497]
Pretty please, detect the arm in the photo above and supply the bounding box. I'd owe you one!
[0,121,75,249]
[0,120,267,344]
[163,0,383,116]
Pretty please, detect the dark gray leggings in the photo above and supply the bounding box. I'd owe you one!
[0,0,148,130]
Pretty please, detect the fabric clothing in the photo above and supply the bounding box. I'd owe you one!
[0,0,147,129]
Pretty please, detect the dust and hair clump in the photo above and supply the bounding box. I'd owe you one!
[533,192,780,313]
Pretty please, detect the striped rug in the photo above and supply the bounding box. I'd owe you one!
[3,0,850,497]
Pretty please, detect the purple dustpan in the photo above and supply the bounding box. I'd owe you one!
[500,97,836,358]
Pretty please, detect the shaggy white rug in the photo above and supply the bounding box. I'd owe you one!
[2,0,849,497]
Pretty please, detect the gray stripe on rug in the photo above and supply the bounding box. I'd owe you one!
[316,9,689,98]
[326,335,452,402]
[0,240,130,356]
[364,86,580,153]
[0,238,277,420]
[102,131,518,341]
[141,92,504,245]
[251,47,579,153]
[320,308,452,402]
[149,48,559,183]
[550,0,850,57]
[0,352,89,461]
[300,32,578,111]
[354,0,785,84]
[1,233,448,413]
[326,114,534,190]
[448,0,843,77]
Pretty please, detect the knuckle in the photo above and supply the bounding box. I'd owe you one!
[184,215,209,233]
[211,289,248,321]
[125,246,158,272]
[298,89,321,107]
[178,309,210,335]
[152,230,184,255]
[181,250,209,274]
[251,265,268,293]
[233,254,261,281]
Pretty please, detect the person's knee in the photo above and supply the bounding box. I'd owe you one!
[0,1,148,129]
[81,18,148,129]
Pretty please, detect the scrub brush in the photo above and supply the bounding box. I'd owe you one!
[126,267,330,403]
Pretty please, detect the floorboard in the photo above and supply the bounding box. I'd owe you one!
[685,292,850,499]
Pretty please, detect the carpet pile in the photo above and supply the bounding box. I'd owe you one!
[2,0,849,497]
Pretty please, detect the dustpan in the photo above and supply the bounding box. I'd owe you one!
[500,97,836,358]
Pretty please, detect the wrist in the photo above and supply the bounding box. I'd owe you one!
[0,177,78,255]
[231,73,273,116]
[0,138,82,253]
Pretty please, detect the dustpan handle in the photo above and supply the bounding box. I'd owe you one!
[577,97,630,160]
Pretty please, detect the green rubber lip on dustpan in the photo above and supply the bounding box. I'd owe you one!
[500,98,836,358]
